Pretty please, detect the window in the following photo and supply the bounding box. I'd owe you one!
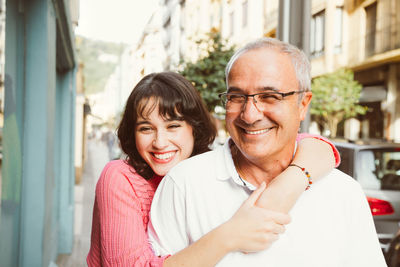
[230,11,234,35]
[310,10,325,57]
[242,1,248,28]
[334,7,343,53]
[336,147,354,177]
[357,149,400,191]
[365,3,377,56]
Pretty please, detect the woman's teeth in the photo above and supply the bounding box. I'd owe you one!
[154,152,175,160]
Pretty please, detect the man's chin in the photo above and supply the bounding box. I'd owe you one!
[238,132,276,146]
[237,142,275,157]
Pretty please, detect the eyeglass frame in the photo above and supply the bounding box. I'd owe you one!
[218,90,308,106]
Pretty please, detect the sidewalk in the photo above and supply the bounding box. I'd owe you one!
[57,138,110,266]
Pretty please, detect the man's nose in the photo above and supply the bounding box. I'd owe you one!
[240,97,264,123]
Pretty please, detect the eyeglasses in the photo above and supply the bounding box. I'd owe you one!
[218,90,307,111]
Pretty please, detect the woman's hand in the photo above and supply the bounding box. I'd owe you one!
[164,183,291,267]
[221,182,291,253]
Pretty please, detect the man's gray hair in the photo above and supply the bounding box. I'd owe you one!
[225,38,311,92]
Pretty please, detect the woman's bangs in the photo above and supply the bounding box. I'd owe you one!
[156,91,186,121]
[136,97,157,119]
[136,94,184,121]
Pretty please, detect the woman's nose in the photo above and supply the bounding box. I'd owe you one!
[152,131,168,149]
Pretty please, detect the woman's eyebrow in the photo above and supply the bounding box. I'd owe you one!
[166,117,185,122]
[136,120,150,126]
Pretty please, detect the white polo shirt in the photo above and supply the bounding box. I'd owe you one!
[148,140,386,267]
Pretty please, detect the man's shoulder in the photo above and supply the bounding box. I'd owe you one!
[297,169,368,215]
[325,168,357,183]
[172,146,224,172]
[317,168,363,193]
[165,146,225,186]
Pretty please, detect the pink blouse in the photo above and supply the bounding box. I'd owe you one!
[87,160,167,266]
[87,134,340,266]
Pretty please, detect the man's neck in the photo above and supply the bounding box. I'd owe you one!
[232,145,295,187]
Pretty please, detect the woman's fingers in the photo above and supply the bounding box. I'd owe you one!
[226,185,292,253]
[242,182,266,207]
[258,209,291,225]
[244,232,280,252]
[269,223,286,234]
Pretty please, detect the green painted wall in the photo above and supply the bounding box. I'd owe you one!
[56,70,76,254]
[0,1,26,266]
[0,0,77,266]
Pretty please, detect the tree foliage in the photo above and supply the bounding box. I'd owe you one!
[311,68,368,137]
[76,36,125,94]
[180,31,235,112]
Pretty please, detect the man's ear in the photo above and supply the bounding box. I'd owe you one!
[299,91,312,121]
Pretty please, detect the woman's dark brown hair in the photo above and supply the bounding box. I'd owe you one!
[117,71,217,179]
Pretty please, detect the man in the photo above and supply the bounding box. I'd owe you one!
[148,38,386,266]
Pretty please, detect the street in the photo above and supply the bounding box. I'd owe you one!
[57,138,109,266]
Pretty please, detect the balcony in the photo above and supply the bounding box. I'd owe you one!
[348,20,400,70]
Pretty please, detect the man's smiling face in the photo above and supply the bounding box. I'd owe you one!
[225,47,311,163]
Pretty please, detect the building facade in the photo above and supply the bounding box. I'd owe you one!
[217,0,400,141]
[344,0,400,142]
[0,0,79,266]
[133,0,399,141]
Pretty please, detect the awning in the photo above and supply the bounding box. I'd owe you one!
[359,86,387,102]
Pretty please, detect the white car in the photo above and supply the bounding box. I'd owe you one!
[333,140,400,254]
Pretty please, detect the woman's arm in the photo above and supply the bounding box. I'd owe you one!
[256,135,337,212]
[89,162,287,267]
[163,182,290,267]
[87,162,166,267]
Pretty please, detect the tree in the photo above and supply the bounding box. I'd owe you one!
[310,68,368,138]
[76,36,125,94]
[180,30,235,112]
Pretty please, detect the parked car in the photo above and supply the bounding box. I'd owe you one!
[333,140,400,253]
[386,228,400,267]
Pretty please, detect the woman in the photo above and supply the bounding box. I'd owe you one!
[87,72,339,266]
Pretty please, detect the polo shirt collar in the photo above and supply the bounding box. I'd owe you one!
[216,137,298,191]
[216,138,257,190]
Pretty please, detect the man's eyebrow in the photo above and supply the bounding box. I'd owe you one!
[227,86,242,93]
[227,86,280,93]
[261,86,279,92]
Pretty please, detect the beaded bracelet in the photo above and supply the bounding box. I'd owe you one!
[288,163,313,190]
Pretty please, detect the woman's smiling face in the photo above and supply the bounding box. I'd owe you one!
[135,98,195,177]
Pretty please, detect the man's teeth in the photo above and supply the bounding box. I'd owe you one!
[154,152,175,160]
[245,128,270,135]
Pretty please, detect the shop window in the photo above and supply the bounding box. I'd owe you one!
[334,6,343,53]
[230,11,234,35]
[310,10,325,57]
[365,3,377,57]
[242,1,248,28]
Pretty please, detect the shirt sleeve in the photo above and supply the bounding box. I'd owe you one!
[148,174,189,256]
[89,162,166,267]
[296,133,341,167]
[342,182,387,266]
